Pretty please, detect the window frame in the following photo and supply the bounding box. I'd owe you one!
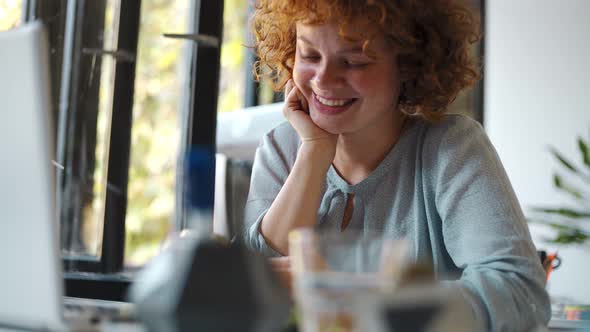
[25,0,223,300]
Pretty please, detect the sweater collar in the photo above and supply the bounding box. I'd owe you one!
[326,119,421,195]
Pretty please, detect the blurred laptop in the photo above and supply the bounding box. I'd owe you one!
[0,21,133,331]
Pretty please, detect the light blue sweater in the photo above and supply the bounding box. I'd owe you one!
[243,114,551,331]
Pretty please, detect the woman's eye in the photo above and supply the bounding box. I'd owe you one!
[345,60,370,68]
[301,54,320,61]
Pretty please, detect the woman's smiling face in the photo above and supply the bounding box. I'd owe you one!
[293,22,402,136]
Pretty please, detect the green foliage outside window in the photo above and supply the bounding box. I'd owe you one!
[0,0,22,31]
[123,0,248,265]
[219,0,247,113]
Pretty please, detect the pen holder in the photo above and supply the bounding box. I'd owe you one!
[538,250,561,283]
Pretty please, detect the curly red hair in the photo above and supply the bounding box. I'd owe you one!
[252,0,482,121]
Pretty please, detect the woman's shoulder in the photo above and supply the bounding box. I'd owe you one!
[425,113,484,137]
[265,121,298,140]
[419,113,487,148]
[258,121,301,164]
[413,114,492,167]
[262,121,300,148]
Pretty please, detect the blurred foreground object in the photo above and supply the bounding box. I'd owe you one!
[289,229,405,331]
[375,284,481,332]
[129,148,289,331]
[288,229,478,332]
[129,235,289,331]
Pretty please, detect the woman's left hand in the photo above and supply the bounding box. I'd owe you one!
[269,256,293,295]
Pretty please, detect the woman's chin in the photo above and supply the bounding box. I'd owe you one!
[310,114,345,135]
[314,121,343,135]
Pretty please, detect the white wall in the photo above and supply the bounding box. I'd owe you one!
[485,0,590,303]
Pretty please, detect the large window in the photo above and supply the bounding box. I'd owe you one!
[8,0,258,282]
[17,0,221,298]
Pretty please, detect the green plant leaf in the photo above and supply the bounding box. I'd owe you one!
[549,228,589,244]
[548,223,573,230]
[551,147,579,173]
[553,174,562,187]
[553,174,584,199]
[579,137,590,168]
[534,207,590,219]
[529,220,590,244]
[544,224,589,244]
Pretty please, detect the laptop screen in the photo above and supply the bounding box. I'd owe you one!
[0,21,64,330]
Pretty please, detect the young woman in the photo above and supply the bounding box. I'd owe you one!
[243,0,551,330]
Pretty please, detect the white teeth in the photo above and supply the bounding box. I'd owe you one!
[315,94,352,107]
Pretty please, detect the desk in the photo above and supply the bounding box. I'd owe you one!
[0,322,144,332]
[1,318,588,331]
[99,320,586,332]
[548,318,590,331]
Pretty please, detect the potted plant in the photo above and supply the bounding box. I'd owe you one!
[532,133,590,242]
[529,131,590,282]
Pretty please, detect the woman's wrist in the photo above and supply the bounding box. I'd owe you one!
[297,140,336,171]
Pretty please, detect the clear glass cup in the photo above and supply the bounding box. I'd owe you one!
[289,228,408,332]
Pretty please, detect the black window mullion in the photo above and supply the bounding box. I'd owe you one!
[54,0,107,273]
[187,0,224,148]
[102,0,142,273]
[177,0,224,229]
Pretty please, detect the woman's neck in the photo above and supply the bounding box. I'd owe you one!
[332,112,406,185]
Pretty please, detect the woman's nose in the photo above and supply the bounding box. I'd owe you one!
[312,61,344,89]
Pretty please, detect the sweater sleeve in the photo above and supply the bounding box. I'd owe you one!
[431,116,551,331]
[242,123,299,257]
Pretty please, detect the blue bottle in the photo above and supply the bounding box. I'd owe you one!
[184,146,215,235]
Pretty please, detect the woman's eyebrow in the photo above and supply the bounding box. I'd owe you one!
[297,36,364,54]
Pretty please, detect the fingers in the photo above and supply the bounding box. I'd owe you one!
[295,85,309,113]
[284,79,294,96]
[283,79,307,114]
[273,268,293,296]
[284,79,295,105]
[284,80,301,116]
[269,257,293,296]
[269,256,291,271]
[286,79,308,112]
[281,79,336,147]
